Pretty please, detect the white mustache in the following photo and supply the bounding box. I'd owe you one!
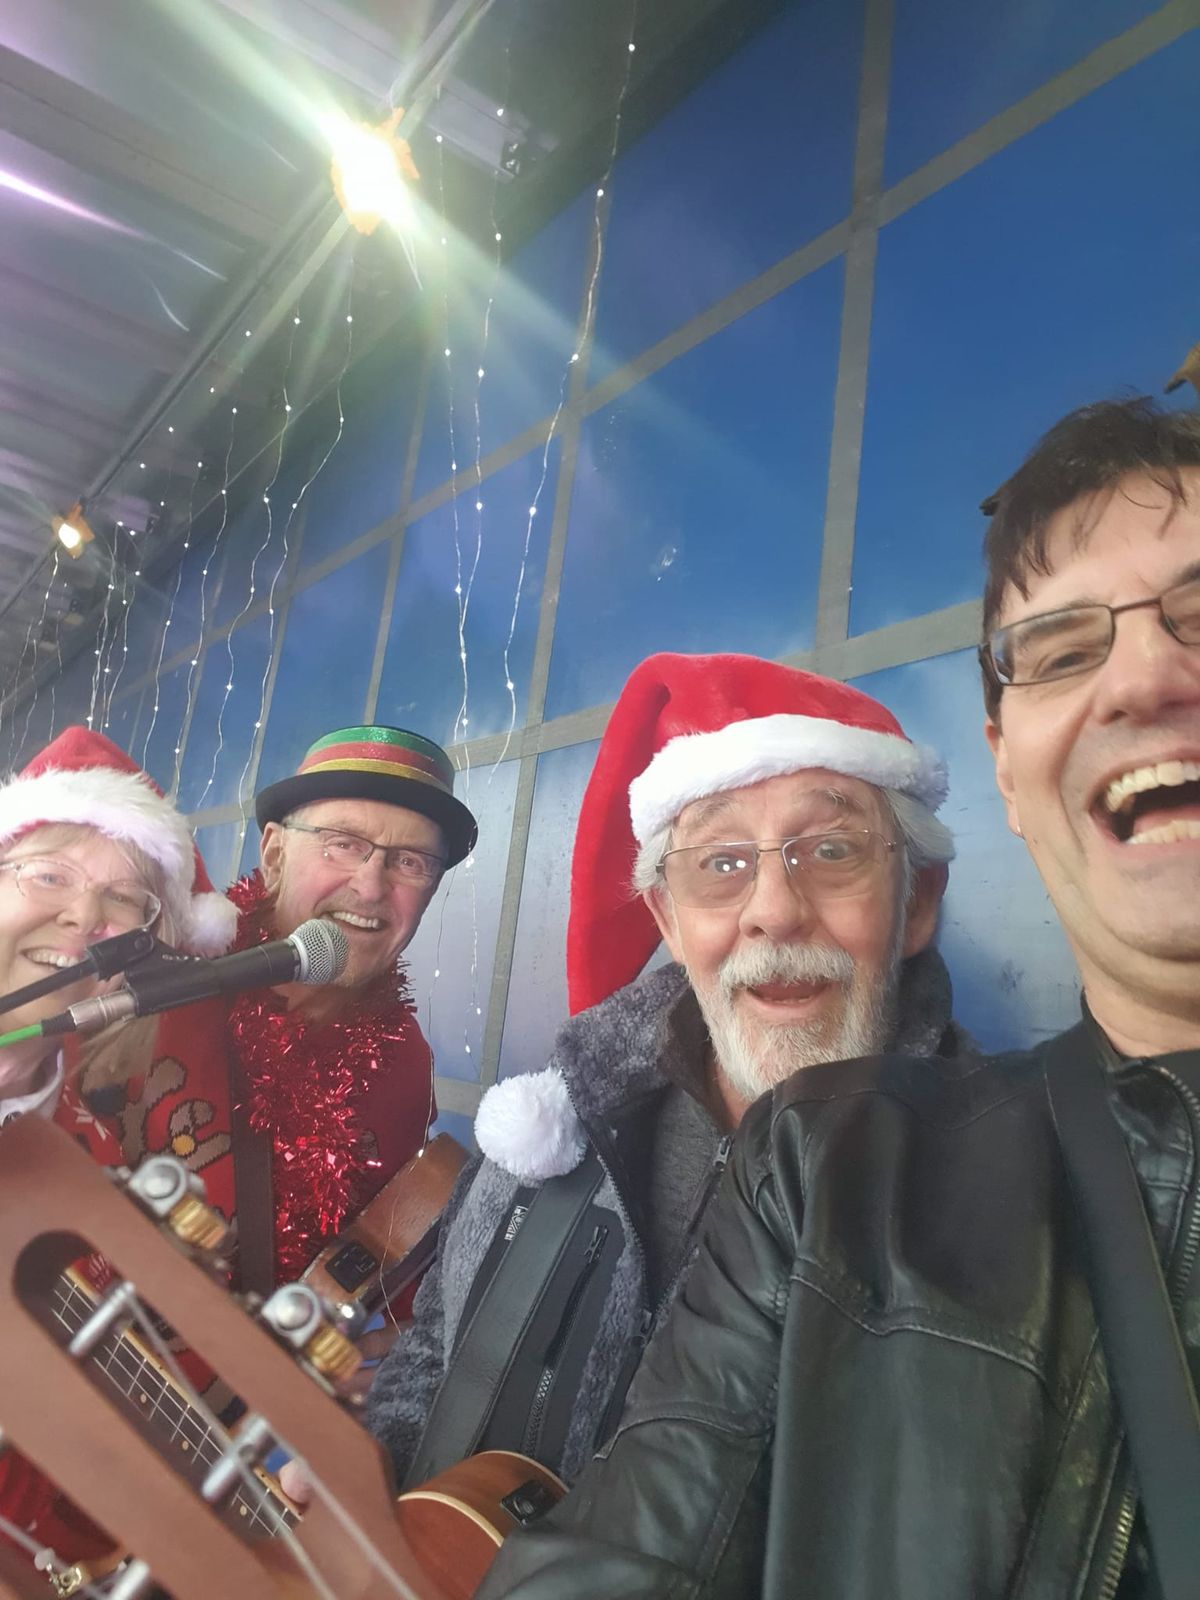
[717,941,854,998]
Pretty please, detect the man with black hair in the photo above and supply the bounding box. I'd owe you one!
[482,398,1200,1600]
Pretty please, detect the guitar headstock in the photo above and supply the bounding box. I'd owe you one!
[0,1116,436,1599]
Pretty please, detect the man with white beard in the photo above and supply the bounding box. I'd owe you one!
[362,651,972,1513]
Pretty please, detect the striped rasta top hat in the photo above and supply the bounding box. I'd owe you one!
[254,725,478,867]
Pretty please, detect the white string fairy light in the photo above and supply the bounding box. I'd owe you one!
[85,567,119,732]
[100,564,135,730]
[493,2,640,775]
[141,458,204,771]
[10,550,62,761]
[233,283,357,834]
[199,315,301,813]
[172,408,237,793]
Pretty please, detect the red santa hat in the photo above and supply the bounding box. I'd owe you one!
[566,652,947,1015]
[0,727,237,956]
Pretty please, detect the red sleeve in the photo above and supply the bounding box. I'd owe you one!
[0,1451,114,1565]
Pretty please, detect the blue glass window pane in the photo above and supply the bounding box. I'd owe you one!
[412,192,593,500]
[853,33,1200,635]
[499,741,599,1082]
[300,339,421,570]
[175,614,273,814]
[547,259,842,719]
[591,0,860,377]
[377,446,557,745]
[254,544,390,787]
[886,0,1163,185]
[851,649,1077,1050]
[139,659,194,797]
[402,760,519,1084]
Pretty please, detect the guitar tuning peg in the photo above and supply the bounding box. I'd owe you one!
[258,1282,363,1389]
[123,1155,229,1255]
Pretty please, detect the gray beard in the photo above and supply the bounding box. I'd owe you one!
[690,930,904,1107]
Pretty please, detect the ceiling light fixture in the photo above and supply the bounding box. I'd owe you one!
[327,107,419,236]
[53,503,95,558]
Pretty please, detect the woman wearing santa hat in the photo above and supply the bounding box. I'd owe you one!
[0,726,235,1139]
[0,724,236,1567]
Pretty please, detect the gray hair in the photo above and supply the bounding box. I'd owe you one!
[630,786,954,902]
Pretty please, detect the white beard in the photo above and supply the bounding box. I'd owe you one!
[690,929,904,1108]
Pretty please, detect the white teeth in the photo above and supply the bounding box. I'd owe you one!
[1126,819,1200,846]
[1104,759,1200,813]
[24,949,75,969]
[329,911,383,931]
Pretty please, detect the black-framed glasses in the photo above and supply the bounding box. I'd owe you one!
[982,576,1200,691]
[659,831,895,910]
[0,856,161,930]
[281,822,445,887]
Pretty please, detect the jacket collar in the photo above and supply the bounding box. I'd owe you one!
[475,948,968,1182]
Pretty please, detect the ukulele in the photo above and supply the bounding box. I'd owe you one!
[0,1117,561,1600]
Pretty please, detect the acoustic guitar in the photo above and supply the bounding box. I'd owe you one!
[0,1117,562,1600]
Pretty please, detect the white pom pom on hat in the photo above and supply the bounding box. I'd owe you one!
[475,1067,585,1182]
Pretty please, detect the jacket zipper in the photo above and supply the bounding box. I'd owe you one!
[523,1222,608,1456]
[1095,1062,1200,1600]
[592,1133,734,1450]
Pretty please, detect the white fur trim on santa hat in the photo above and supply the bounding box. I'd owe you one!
[183,891,239,958]
[628,712,948,843]
[475,1067,585,1183]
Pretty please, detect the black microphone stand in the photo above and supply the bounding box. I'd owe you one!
[0,928,161,1018]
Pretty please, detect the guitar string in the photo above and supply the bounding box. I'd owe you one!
[123,1294,411,1600]
[51,1281,290,1538]
[53,1282,289,1537]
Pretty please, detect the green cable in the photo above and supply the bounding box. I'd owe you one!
[0,1024,45,1048]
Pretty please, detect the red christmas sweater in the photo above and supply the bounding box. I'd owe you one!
[1,874,435,1564]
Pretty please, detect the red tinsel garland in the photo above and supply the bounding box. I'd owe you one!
[224,872,421,1280]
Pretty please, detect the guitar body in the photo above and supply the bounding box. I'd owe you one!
[397,1453,565,1600]
[303,1134,469,1314]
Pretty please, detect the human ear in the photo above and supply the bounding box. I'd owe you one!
[902,862,947,957]
[984,717,1023,838]
[259,822,285,893]
[644,886,684,964]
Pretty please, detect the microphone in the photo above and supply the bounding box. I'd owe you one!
[0,927,160,1019]
[41,918,349,1036]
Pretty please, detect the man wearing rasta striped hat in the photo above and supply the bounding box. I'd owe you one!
[222,724,478,1284]
[108,724,477,1293]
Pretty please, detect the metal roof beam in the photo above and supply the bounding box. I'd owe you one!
[0,44,282,245]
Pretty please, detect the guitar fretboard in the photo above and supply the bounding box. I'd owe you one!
[49,1273,294,1538]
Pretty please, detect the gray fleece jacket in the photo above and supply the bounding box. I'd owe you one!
[365,950,973,1491]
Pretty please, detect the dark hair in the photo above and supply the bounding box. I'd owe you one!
[979,397,1200,718]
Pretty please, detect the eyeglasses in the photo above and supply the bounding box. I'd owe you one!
[982,576,1200,691]
[659,831,895,910]
[282,823,445,887]
[0,856,161,930]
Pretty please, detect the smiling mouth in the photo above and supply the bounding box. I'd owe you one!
[745,980,830,1005]
[21,948,80,969]
[1100,760,1200,845]
[325,910,386,933]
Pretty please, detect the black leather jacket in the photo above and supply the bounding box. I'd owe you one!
[481,1026,1200,1600]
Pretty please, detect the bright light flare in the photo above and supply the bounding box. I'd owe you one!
[325,109,419,236]
[53,505,94,557]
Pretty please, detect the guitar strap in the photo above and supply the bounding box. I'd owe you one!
[403,1147,606,1490]
[229,1057,275,1298]
[1043,1018,1200,1600]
